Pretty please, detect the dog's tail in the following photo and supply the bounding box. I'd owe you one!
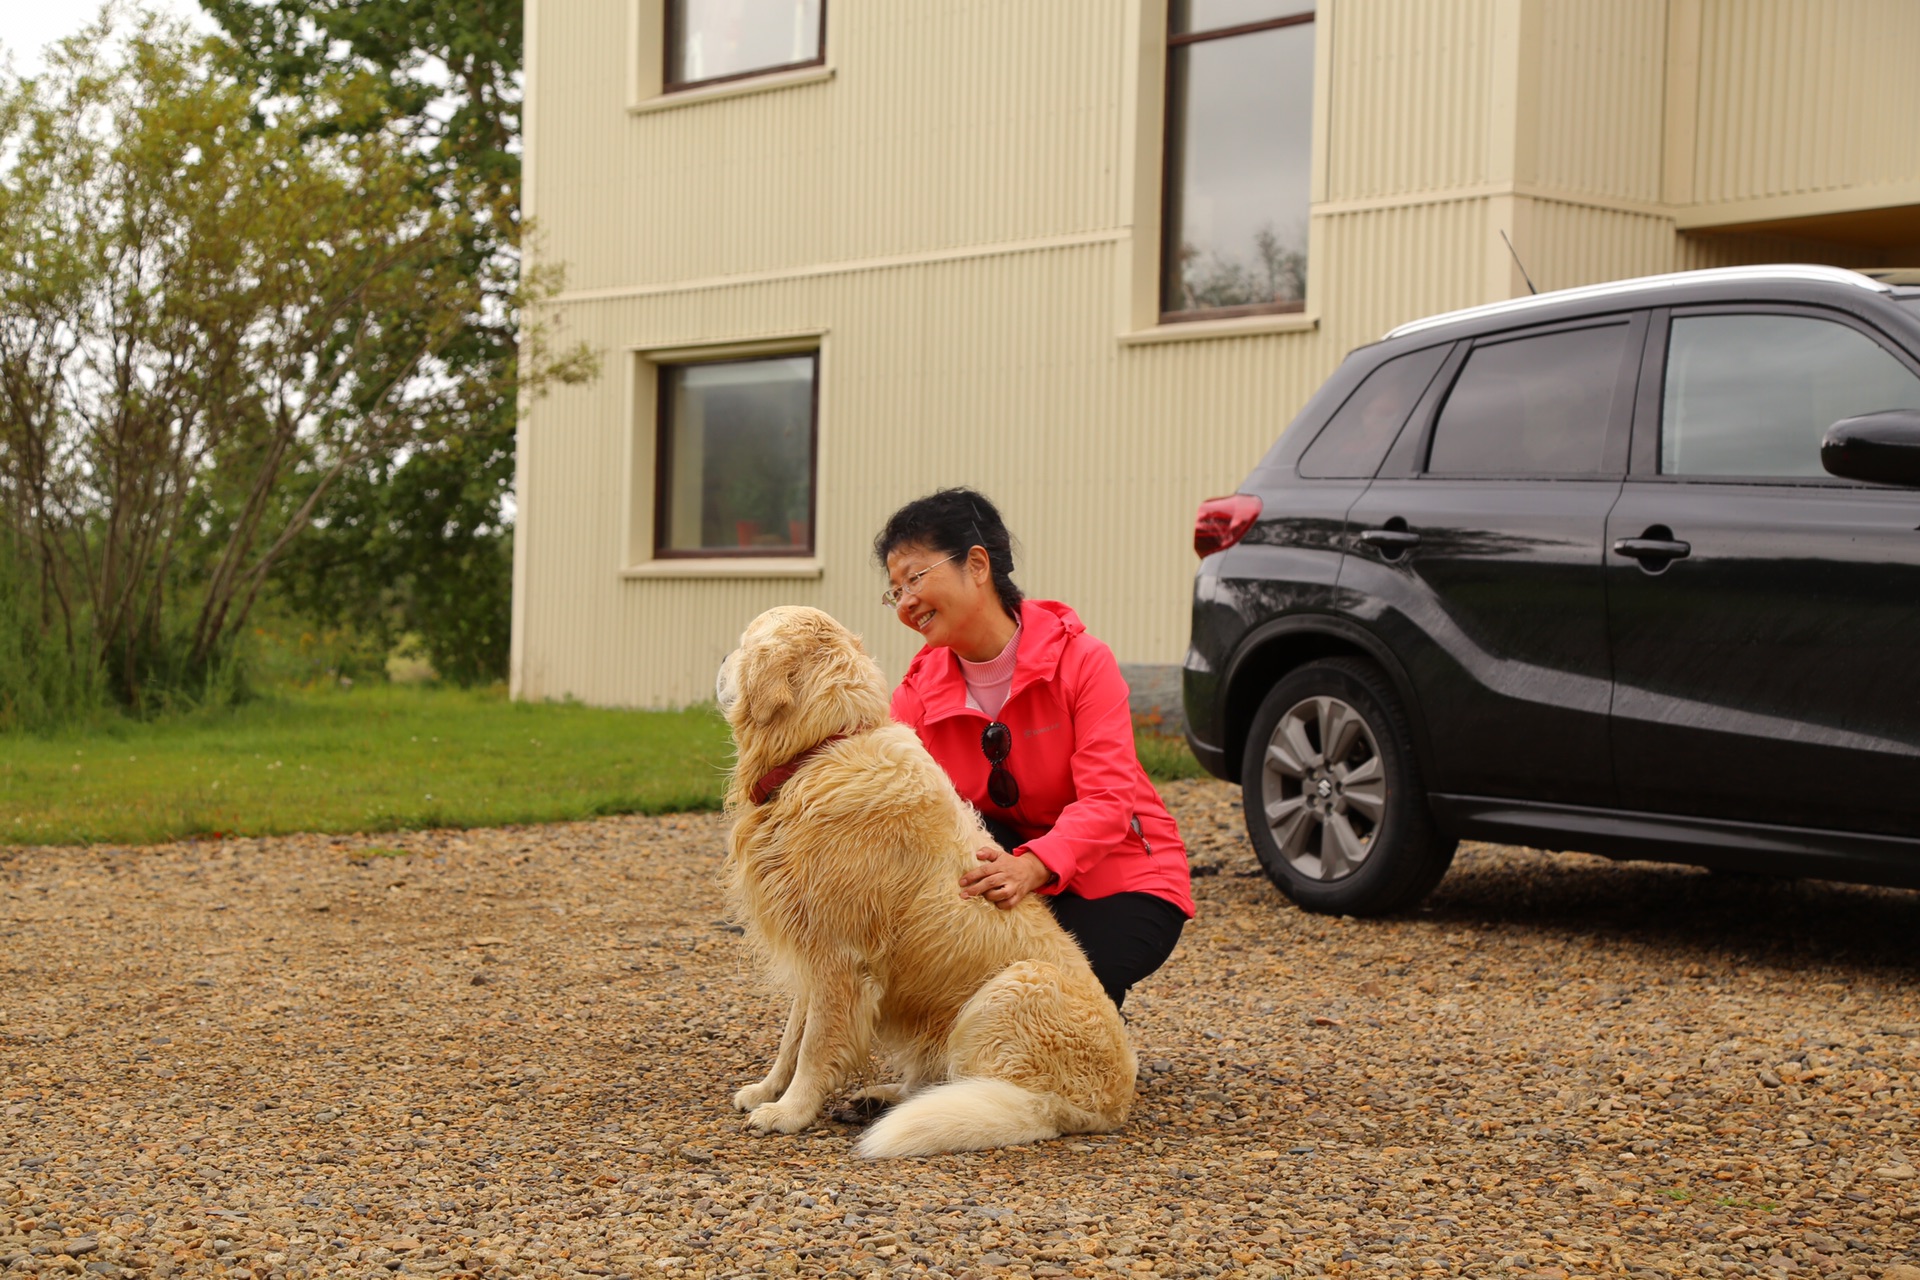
[856,1078,1077,1158]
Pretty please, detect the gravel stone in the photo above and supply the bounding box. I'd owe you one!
[3,779,1919,1277]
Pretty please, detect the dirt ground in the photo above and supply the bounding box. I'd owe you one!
[3,778,1918,1278]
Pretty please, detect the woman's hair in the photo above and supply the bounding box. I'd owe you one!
[873,487,1025,621]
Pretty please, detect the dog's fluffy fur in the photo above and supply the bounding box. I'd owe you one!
[715,605,1135,1158]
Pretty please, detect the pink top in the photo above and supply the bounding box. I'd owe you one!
[957,626,1021,718]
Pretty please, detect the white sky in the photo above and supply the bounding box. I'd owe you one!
[0,0,213,77]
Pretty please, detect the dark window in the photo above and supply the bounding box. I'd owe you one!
[1662,312,1920,478]
[667,0,825,92]
[656,354,817,556]
[1299,345,1449,478]
[1162,1,1314,320]
[1426,325,1628,476]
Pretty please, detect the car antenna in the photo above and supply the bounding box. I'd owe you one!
[1501,230,1539,295]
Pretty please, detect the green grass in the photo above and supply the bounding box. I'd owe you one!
[0,684,734,846]
[1135,727,1207,782]
[0,685,1209,846]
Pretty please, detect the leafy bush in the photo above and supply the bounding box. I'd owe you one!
[0,14,591,723]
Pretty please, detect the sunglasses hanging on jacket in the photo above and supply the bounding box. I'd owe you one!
[980,720,1019,809]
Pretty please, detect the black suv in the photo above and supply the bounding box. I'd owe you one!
[1183,264,1920,915]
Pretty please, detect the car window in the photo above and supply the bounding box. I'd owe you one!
[1662,313,1920,478]
[1425,323,1627,475]
[1298,345,1448,479]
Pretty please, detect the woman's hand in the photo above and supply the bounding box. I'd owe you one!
[960,845,1055,910]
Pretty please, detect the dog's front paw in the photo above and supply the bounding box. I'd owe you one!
[746,1100,817,1135]
[732,1080,782,1111]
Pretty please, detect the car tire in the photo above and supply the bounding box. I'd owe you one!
[1240,658,1455,916]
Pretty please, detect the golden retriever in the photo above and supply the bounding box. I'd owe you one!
[714,605,1135,1158]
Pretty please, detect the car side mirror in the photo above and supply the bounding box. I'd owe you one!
[1821,409,1920,487]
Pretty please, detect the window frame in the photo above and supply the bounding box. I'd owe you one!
[663,0,829,95]
[651,350,821,560]
[1629,304,1920,487]
[1158,4,1317,325]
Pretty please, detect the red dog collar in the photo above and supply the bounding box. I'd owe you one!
[750,733,853,805]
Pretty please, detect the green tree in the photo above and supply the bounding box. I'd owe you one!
[200,0,533,684]
[0,13,582,718]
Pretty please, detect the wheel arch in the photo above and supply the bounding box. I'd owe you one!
[1218,617,1437,788]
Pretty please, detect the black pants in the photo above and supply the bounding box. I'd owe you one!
[982,816,1186,1009]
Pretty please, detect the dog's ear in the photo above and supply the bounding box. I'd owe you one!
[747,643,799,726]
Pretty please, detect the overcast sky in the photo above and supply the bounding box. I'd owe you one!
[0,0,213,77]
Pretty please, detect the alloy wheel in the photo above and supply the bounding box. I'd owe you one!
[1257,694,1387,881]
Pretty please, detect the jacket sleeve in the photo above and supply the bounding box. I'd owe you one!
[1021,638,1140,892]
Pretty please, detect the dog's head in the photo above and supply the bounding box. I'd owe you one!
[717,606,891,772]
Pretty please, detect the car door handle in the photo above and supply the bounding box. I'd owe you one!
[1358,528,1422,551]
[1612,537,1691,561]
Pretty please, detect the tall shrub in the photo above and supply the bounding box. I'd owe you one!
[0,14,587,716]
[206,0,532,685]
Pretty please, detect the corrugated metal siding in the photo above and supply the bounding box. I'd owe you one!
[519,238,1353,701]
[1691,0,1920,206]
[1533,0,1665,204]
[1526,200,1678,292]
[1675,228,1887,273]
[1318,200,1490,337]
[530,0,1126,296]
[1518,201,1884,294]
[520,0,1920,708]
[1326,0,1494,201]
[520,194,1544,704]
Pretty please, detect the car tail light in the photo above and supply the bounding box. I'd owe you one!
[1193,494,1262,557]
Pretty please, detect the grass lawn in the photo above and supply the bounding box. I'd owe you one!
[0,685,733,847]
[0,684,1206,846]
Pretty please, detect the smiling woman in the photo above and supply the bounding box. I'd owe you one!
[873,488,1194,1010]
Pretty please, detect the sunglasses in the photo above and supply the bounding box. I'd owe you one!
[981,720,1019,809]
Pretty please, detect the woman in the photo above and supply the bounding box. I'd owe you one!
[875,488,1193,1009]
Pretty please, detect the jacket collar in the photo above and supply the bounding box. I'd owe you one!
[750,733,852,805]
[906,600,1083,725]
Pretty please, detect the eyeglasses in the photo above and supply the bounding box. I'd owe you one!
[880,552,962,610]
[981,720,1019,808]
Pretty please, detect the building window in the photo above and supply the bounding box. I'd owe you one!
[1162,1,1315,321]
[666,0,825,92]
[655,354,818,557]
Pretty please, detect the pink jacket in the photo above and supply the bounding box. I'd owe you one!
[890,600,1195,917]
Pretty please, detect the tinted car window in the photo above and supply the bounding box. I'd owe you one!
[1298,345,1448,478]
[1426,324,1627,475]
[1662,313,1920,478]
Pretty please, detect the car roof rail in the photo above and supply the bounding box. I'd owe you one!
[1384,264,1892,340]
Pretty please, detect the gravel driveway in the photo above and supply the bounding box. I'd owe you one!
[4,779,1919,1279]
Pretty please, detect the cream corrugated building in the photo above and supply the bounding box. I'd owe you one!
[514,0,1920,709]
